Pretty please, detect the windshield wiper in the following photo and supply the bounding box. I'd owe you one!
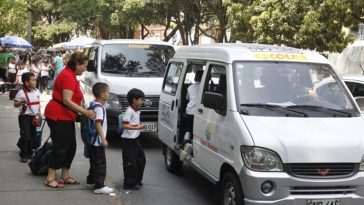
[240,103,308,117]
[287,105,352,117]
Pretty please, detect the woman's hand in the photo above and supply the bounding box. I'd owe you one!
[84,110,96,119]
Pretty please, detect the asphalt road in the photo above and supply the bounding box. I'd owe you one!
[106,133,216,205]
[0,92,216,205]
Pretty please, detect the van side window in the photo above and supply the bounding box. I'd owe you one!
[203,65,226,94]
[87,47,98,72]
[162,62,183,95]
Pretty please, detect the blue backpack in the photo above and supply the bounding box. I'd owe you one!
[117,113,124,135]
[81,102,105,146]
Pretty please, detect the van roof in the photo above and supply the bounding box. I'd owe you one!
[87,39,173,46]
[173,43,329,64]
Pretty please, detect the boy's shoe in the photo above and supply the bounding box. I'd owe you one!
[123,185,140,190]
[94,186,113,194]
[20,157,28,163]
[179,143,192,161]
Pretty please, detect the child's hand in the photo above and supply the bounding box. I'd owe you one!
[102,138,108,148]
[138,124,145,130]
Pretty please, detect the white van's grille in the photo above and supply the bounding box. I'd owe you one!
[290,186,356,195]
[117,95,160,112]
[288,163,357,179]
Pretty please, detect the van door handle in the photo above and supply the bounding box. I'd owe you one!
[198,108,203,114]
[171,100,175,111]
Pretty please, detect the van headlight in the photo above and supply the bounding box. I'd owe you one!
[241,146,283,172]
[360,155,364,171]
[105,93,122,110]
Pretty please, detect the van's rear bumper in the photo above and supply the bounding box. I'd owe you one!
[239,167,364,205]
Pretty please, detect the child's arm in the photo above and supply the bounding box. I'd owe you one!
[95,121,108,148]
[14,100,23,107]
[122,123,145,130]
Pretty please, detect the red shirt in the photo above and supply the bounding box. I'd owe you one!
[44,67,83,121]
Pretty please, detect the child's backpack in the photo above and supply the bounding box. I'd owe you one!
[80,102,105,157]
[117,113,124,135]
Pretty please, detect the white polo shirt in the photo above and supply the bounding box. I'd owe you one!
[15,88,41,116]
[121,106,141,139]
[186,82,200,115]
[92,101,107,146]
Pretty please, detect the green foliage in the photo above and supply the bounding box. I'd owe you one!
[0,0,28,37]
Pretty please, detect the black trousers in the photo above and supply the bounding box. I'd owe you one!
[0,68,7,82]
[8,73,16,83]
[40,76,49,92]
[121,138,146,187]
[17,115,36,158]
[87,146,107,189]
[46,118,76,170]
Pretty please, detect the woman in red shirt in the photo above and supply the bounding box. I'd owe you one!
[44,51,95,188]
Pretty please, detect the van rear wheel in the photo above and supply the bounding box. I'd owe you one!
[164,144,183,173]
[220,172,244,205]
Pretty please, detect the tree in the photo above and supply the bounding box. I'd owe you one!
[0,0,28,37]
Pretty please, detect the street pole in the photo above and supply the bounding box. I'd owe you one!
[27,0,32,44]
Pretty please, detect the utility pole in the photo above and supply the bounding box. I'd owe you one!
[27,0,32,43]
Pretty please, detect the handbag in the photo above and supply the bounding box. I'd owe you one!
[23,87,42,127]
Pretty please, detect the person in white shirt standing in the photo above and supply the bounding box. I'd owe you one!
[180,69,203,161]
[7,57,17,83]
[14,72,40,162]
[121,88,146,190]
[40,60,50,93]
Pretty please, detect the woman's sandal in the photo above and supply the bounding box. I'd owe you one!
[60,177,80,185]
[44,179,64,188]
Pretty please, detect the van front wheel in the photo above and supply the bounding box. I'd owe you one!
[220,172,244,205]
[164,145,183,173]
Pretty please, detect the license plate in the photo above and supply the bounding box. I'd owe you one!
[306,199,340,205]
[141,122,157,132]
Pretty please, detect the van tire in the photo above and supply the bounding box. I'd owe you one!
[164,145,183,173]
[219,172,244,205]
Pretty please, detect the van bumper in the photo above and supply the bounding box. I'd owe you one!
[239,167,364,205]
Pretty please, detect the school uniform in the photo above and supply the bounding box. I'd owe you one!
[87,102,108,189]
[14,87,41,159]
[121,106,146,188]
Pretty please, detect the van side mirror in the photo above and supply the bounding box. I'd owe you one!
[203,92,226,115]
[355,96,364,111]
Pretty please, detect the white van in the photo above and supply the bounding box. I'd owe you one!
[81,39,175,133]
[158,43,364,205]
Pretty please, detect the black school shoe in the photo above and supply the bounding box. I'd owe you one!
[20,157,28,163]
[123,185,140,190]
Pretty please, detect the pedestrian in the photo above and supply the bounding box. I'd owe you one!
[40,60,50,93]
[7,57,17,84]
[121,88,146,190]
[53,52,64,80]
[23,53,32,72]
[14,72,40,162]
[30,60,41,90]
[14,62,25,85]
[86,82,114,194]
[0,47,14,86]
[43,51,95,188]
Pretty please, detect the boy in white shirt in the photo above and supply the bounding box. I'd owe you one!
[121,88,146,190]
[14,72,40,162]
[86,82,114,194]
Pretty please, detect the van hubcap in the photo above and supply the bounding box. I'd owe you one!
[224,182,236,205]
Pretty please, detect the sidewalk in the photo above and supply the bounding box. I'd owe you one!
[0,92,120,205]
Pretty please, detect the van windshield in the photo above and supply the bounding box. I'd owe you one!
[101,44,175,77]
[233,62,358,117]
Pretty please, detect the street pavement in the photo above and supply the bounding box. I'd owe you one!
[0,92,118,205]
[0,91,216,205]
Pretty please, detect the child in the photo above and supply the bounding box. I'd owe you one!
[121,88,146,190]
[14,72,40,163]
[40,60,50,93]
[86,82,114,194]
[14,62,25,84]
[7,57,17,83]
